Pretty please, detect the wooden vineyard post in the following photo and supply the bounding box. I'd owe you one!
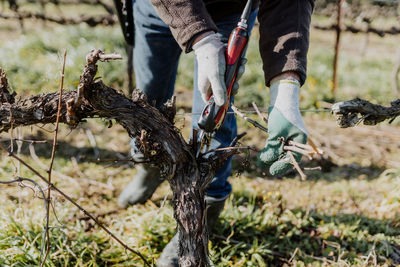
[332,0,345,98]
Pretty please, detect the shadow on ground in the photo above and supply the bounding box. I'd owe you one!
[1,138,133,166]
[232,151,386,182]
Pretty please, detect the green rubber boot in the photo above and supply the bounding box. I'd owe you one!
[118,164,163,208]
[157,196,226,267]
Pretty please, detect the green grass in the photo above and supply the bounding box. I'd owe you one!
[0,10,400,267]
[0,170,399,266]
[303,29,398,107]
[0,24,126,95]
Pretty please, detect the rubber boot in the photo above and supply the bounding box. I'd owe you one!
[118,164,163,208]
[157,196,226,267]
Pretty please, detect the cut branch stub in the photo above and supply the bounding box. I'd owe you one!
[331,98,400,128]
[73,49,122,112]
[0,68,16,105]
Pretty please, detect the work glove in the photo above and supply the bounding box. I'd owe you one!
[257,79,308,176]
[193,33,227,106]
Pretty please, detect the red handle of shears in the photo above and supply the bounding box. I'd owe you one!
[197,26,249,132]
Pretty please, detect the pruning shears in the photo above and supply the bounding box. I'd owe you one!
[196,0,253,156]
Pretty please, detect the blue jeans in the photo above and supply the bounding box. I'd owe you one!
[133,0,257,199]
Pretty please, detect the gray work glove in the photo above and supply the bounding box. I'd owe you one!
[193,33,248,105]
[193,33,227,106]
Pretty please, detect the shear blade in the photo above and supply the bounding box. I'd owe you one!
[196,130,212,157]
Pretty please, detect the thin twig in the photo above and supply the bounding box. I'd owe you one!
[251,102,268,125]
[285,140,324,160]
[9,110,14,153]
[307,137,323,155]
[98,53,123,61]
[79,156,146,164]
[283,146,313,160]
[303,166,322,171]
[41,50,66,267]
[175,108,330,117]
[0,138,51,144]
[231,104,268,133]
[289,247,299,263]
[313,22,400,37]
[0,177,48,209]
[287,150,307,181]
[229,132,247,147]
[202,146,255,156]
[0,12,117,27]
[288,140,314,152]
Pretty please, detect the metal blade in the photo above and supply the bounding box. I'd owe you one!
[196,130,212,157]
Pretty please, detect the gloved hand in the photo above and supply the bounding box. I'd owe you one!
[193,33,227,106]
[257,79,308,176]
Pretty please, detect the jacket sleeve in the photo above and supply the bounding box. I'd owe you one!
[149,0,218,51]
[258,0,314,86]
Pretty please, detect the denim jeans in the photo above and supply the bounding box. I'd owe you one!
[132,0,258,199]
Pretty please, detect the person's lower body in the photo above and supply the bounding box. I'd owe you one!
[118,0,182,208]
[117,0,257,265]
[119,0,257,207]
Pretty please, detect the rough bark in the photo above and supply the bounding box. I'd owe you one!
[0,50,234,266]
[332,98,400,128]
[0,69,16,104]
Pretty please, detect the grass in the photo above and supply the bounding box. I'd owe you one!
[0,6,400,266]
[0,25,126,95]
